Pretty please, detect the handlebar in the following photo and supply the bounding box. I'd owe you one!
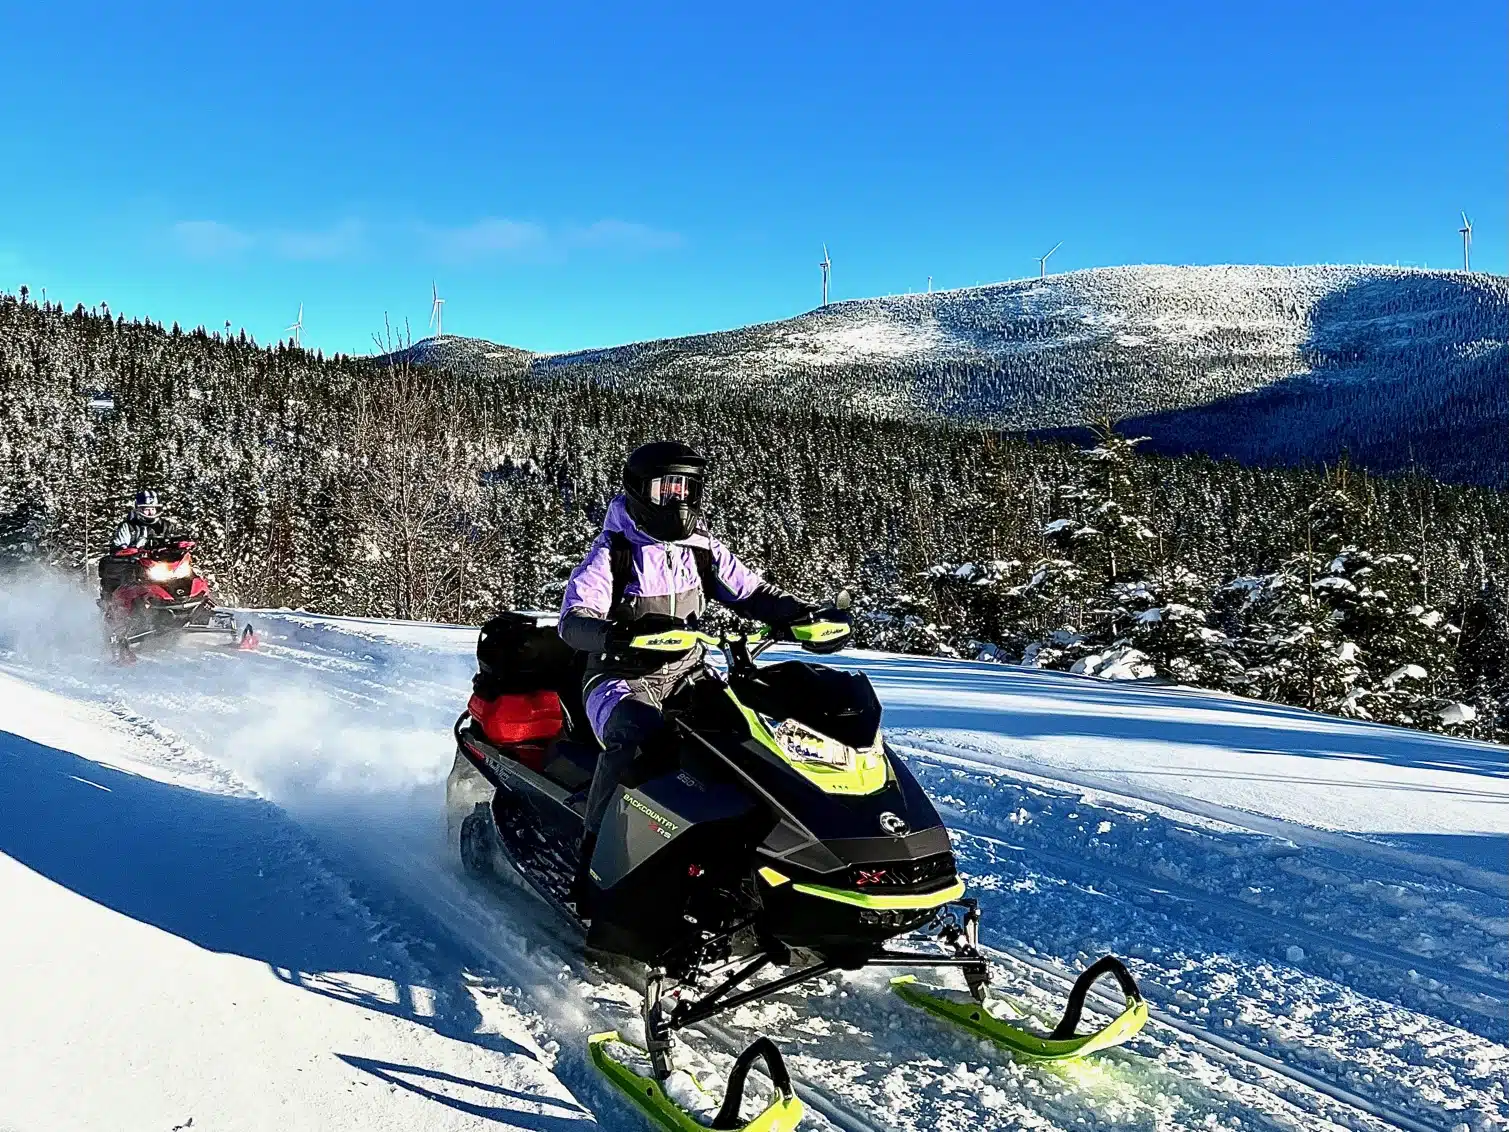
[625,627,770,653]
[626,619,849,660]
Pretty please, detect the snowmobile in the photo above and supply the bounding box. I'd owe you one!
[100,540,259,663]
[446,610,1146,1131]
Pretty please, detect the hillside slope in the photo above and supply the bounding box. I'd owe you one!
[413,265,1509,484]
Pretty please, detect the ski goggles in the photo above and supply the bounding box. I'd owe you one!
[647,474,702,507]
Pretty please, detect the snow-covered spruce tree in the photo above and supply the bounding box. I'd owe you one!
[1233,482,1373,714]
[1031,424,1239,682]
[1109,566,1246,688]
[1456,577,1509,740]
[850,551,962,657]
[1231,473,1459,723]
[926,426,1148,667]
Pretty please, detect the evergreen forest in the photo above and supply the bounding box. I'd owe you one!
[2,291,1505,741]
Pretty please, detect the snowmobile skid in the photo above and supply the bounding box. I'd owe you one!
[447,610,1145,1130]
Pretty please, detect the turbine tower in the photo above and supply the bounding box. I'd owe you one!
[1038,241,1063,279]
[819,245,832,306]
[285,303,304,347]
[429,281,446,337]
[1459,212,1473,272]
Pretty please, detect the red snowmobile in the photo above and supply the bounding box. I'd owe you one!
[101,540,258,663]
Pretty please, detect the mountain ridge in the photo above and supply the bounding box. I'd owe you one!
[399,264,1508,485]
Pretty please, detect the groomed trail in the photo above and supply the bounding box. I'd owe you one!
[0,587,1504,1132]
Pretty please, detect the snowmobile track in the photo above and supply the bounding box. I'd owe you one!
[957,824,1505,1003]
[994,943,1460,1132]
[898,739,1508,900]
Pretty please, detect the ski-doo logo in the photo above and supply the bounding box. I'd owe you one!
[878,811,909,837]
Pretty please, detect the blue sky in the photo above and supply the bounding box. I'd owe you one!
[1,1,1503,356]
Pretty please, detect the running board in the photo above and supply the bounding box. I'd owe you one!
[892,954,1148,1060]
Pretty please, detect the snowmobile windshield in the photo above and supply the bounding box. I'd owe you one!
[647,474,701,507]
[729,661,882,750]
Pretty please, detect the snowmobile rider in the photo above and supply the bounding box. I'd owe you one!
[559,441,850,868]
[99,489,176,600]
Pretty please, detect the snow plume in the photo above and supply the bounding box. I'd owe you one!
[0,572,468,813]
[0,568,107,667]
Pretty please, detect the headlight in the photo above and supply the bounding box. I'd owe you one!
[146,559,192,582]
[771,719,883,772]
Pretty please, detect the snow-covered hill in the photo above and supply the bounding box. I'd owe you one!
[406,265,1509,484]
[1,586,1504,1131]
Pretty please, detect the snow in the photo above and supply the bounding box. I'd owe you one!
[0,673,593,1131]
[0,586,1505,1131]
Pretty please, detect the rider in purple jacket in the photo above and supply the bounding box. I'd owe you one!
[559,442,821,864]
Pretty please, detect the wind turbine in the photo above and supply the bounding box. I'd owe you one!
[429,281,446,337]
[819,245,832,306]
[1038,241,1063,279]
[1459,212,1473,272]
[285,303,304,347]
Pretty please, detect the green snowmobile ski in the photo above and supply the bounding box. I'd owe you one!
[589,1031,804,1132]
[892,955,1148,1060]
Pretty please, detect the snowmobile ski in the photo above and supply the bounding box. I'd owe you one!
[891,954,1148,1060]
[588,1031,804,1132]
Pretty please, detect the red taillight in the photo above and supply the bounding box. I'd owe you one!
[687,864,704,878]
[855,869,887,887]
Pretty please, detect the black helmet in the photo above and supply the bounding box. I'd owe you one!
[623,441,707,542]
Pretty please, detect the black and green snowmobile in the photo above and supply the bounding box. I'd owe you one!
[446,609,1147,1131]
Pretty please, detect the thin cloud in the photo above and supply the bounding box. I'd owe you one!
[171,217,366,262]
[173,220,254,260]
[426,217,550,263]
[423,217,682,263]
[270,218,367,261]
[567,219,683,252]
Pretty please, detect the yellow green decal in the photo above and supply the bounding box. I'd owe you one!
[629,629,715,651]
[625,794,679,839]
[791,620,851,644]
[792,877,965,910]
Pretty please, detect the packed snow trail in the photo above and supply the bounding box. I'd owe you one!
[0,586,1504,1131]
[0,674,595,1131]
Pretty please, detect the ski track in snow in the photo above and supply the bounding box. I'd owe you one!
[0,601,1504,1132]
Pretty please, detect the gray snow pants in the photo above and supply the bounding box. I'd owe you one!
[581,653,702,842]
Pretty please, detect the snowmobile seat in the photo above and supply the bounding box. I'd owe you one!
[538,739,598,793]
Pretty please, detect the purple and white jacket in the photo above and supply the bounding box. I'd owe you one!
[559,496,810,730]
